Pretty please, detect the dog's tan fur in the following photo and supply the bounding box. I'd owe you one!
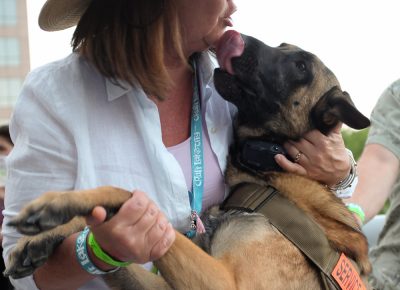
[5,36,372,289]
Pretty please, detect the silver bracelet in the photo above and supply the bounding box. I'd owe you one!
[328,149,357,191]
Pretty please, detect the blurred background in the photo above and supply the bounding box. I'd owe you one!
[0,0,29,124]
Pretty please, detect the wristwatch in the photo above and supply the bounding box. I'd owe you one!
[328,149,357,191]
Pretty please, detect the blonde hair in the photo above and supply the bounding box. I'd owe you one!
[72,0,186,99]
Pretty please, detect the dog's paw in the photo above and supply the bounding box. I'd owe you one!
[7,191,87,235]
[4,234,65,279]
[8,187,131,236]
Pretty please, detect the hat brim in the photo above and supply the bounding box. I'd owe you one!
[38,0,92,32]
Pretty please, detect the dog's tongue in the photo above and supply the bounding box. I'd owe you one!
[216,30,245,75]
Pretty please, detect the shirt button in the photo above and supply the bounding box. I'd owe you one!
[211,127,217,134]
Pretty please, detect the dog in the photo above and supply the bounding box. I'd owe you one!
[5,31,372,289]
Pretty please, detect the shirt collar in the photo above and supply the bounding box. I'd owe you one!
[105,51,216,102]
[197,51,216,86]
[105,78,132,101]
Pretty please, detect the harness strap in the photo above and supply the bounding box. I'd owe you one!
[223,183,347,289]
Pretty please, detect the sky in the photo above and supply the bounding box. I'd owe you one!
[27,0,400,117]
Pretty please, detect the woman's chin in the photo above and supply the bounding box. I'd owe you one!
[203,29,229,50]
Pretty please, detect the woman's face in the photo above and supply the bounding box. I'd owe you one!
[176,0,237,54]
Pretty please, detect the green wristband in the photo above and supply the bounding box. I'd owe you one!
[346,203,365,224]
[87,232,132,267]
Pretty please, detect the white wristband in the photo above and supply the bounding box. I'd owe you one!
[75,227,120,275]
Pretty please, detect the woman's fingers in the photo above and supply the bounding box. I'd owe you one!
[281,127,350,185]
[115,190,152,226]
[86,206,107,226]
[131,202,160,234]
[275,154,307,176]
[148,222,175,261]
[284,141,311,165]
[88,190,175,264]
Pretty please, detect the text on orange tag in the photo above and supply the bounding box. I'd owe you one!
[331,253,366,290]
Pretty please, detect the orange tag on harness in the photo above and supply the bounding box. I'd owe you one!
[331,253,366,290]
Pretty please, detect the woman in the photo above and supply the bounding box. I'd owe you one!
[2,0,354,289]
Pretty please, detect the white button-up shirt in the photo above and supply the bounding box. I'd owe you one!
[2,52,235,290]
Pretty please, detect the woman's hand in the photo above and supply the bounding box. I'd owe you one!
[85,190,176,266]
[275,124,350,187]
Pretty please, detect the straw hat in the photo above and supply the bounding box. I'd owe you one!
[38,0,92,31]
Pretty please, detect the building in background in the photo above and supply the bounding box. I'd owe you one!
[0,0,30,123]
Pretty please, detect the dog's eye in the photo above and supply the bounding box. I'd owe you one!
[295,61,307,72]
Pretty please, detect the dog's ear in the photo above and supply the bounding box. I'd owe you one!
[311,86,370,134]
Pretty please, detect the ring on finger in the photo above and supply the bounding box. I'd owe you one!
[294,151,303,163]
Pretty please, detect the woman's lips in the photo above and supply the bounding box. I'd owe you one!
[216,30,245,75]
[223,17,234,27]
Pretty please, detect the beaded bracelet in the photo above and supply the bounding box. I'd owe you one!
[346,203,366,225]
[75,227,120,275]
[87,231,132,268]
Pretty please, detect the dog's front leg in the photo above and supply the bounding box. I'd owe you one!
[103,266,172,290]
[8,186,132,235]
[155,232,237,290]
[5,217,86,279]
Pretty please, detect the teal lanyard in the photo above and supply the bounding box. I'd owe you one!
[150,59,203,275]
[186,58,205,238]
[150,59,204,276]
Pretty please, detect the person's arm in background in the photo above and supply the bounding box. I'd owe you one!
[345,79,400,226]
[345,143,399,225]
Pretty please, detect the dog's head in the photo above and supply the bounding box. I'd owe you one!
[214,31,370,142]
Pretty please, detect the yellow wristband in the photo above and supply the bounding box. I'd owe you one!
[87,232,132,267]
